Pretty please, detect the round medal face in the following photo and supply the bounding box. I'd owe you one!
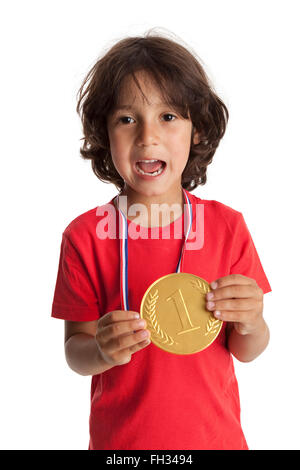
[140,273,223,355]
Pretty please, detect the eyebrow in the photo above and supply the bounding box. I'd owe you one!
[113,103,171,112]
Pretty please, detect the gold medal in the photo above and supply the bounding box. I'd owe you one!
[140,273,223,355]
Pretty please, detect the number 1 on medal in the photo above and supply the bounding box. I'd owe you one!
[166,289,201,335]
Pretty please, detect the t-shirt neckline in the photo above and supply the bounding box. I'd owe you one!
[110,195,188,233]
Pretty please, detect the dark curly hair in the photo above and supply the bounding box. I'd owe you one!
[76,30,229,192]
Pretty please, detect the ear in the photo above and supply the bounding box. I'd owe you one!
[192,127,201,146]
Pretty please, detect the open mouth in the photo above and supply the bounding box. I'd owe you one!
[135,160,166,177]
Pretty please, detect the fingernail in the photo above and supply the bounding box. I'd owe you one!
[215,310,221,317]
[211,281,218,289]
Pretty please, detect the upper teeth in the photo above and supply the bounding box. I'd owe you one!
[137,160,160,163]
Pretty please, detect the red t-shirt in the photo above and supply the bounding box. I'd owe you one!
[51,190,271,450]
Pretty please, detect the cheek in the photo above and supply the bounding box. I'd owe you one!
[110,144,133,180]
[108,129,120,154]
[109,131,129,163]
[167,127,192,163]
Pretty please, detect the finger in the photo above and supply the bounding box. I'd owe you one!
[128,338,151,353]
[99,310,140,327]
[210,274,257,290]
[105,329,150,354]
[100,318,147,344]
[213,309,253,323]
[207,284,259,302]
[207,297,257,312]
[112,337,151,365]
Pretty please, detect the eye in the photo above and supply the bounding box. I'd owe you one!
[162,113,176,122]
[118,116,135,125]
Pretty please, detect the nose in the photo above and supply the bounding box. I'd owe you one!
[135,121,159,147]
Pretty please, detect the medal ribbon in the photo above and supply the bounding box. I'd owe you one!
[116,188,193,311]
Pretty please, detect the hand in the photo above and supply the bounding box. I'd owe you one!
[95,310,151,366]
[205,274,264,335]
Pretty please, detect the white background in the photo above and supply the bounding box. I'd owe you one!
[1,0,299,450]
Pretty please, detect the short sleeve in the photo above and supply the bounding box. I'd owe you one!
[51,233,100,321]
[230,213,272,294]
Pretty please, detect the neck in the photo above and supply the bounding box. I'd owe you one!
[116,185,185,228]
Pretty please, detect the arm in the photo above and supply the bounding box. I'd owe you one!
[226,317,270,362]
[206,274,270,363]
[64,320,114,376]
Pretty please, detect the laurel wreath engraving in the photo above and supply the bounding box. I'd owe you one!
[143,289,179,346]
[204,316,221,336]
[191,278,210,294]
[191,279,222,336]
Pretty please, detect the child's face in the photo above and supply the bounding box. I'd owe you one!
[107,70,199,200]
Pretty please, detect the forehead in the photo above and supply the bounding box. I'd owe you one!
[117,71,165,107]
